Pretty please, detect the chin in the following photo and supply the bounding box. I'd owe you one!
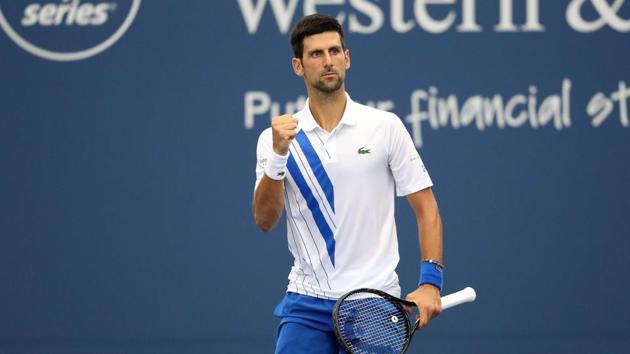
[315,81,343,94]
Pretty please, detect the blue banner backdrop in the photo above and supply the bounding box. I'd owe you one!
[1,1,629,353]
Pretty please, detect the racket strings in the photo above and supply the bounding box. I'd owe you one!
[336,295,410,353]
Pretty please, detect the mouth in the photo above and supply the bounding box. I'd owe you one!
[321,71,337,79]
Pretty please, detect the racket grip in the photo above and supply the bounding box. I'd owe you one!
[441,287,476,310]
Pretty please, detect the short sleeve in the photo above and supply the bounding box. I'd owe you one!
[254,128,273,191]
[387,114,433,196]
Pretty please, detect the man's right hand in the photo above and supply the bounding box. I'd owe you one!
[271,114,298,155]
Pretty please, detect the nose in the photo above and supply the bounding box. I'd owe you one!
[323,52,333,66]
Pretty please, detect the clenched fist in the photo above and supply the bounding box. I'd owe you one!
[271,114,298,155]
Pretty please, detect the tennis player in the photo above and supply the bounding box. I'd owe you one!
[253,14,444,353]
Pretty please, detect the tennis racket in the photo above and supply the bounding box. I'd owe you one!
[333,287,476,354]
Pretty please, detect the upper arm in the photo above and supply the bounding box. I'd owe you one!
[254,128,273,192]
[406,187,439,219]
[386,114,433,196]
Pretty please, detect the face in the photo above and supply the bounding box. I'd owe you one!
[292,31,350,95]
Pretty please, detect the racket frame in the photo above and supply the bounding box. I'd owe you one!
[332,288,418,354]
[332,286,477,354]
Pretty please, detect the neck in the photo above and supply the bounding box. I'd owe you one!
[307,87,347,132]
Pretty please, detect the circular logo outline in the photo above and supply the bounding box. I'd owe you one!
[0,0,141,61]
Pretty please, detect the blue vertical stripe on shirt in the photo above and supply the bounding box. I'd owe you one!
[287,153,336,267]
[295,130,335,213]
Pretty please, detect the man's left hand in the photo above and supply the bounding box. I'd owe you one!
[405,284,442,329]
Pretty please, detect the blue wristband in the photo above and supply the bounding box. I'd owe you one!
[418,261,443,290]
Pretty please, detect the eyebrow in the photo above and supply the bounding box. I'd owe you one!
[308,45,342,55]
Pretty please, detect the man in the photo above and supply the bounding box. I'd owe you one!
[253,14,443,353]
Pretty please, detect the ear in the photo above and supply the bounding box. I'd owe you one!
[292,57,304,76]
[344,49,351,70]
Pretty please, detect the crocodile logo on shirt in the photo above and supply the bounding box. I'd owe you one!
[357,147,371,155]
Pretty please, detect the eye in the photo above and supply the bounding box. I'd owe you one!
[311,50,322,58]
[330,47,340,55]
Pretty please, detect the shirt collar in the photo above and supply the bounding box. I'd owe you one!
[299,92,358,132]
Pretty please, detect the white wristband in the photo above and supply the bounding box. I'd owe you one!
[265,150,289,180]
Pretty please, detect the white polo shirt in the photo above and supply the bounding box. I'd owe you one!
[255,93,433,299]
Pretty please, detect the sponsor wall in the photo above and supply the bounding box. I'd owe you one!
[1,1,629,353]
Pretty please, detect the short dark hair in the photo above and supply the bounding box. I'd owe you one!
[290,14,345,59]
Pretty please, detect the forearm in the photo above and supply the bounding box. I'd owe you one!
[253,114,298,232]
[405,189,443,326]
[407,188,443,262]
[417,206,443,262]
[253,175,285,232]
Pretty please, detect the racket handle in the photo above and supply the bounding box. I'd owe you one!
[441,287,476,310]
